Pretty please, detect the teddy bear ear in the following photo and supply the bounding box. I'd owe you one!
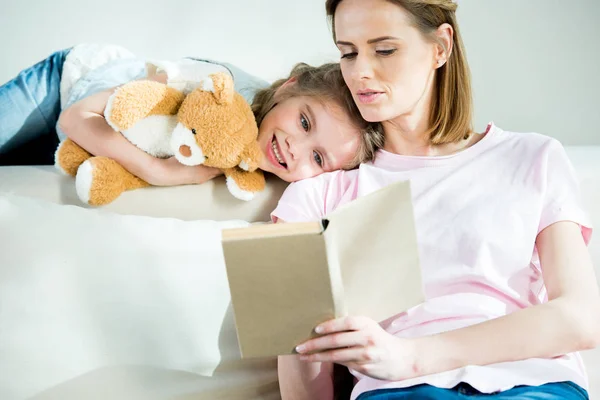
[210,72,235,105]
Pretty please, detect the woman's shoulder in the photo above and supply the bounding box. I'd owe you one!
[285,169,359,198]
[273,169,361,222]
[489,124,568,159]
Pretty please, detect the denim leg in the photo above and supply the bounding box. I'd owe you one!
[492,382,589,400]
[0,48,70,165]
[356,385,459,400]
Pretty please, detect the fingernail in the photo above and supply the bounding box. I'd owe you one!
[315,326,324,334]
[295,345,306,353]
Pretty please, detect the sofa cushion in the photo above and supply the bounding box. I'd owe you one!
[0,166,289,223]
[0,193,279,400]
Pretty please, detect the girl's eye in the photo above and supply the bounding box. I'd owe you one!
[313,151,323,167]
[300,114,310,131]
[377,49,397,56]
[341,52,357,60]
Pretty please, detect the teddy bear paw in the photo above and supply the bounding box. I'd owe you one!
[75,160,95,205]
[225,176,256,201]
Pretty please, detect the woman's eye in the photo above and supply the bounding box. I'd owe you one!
[300,114,310,131]
[341,52,357,60]
[313,151,323,167]
[377,49,397,56]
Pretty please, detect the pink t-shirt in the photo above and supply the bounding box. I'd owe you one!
[271,123,593,399]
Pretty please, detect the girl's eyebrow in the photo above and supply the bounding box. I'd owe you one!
[306,104,334,170]
[306,104,317,132]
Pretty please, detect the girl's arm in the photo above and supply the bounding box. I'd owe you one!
[57,73,222,186]
[295,221,600,382]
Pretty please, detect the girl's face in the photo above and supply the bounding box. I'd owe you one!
[257,95,361,182]
[334,0,441,123]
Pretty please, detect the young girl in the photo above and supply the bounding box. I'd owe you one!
[274,1,599,399]
[0,44,384,186]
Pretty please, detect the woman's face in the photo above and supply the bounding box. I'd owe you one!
[334,0,441,123]
[256,95,361,182]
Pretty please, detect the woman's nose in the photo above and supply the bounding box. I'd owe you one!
[352,53,375,81]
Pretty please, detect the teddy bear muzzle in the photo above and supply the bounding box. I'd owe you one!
[171,122,206,166]
[179,145,192,158]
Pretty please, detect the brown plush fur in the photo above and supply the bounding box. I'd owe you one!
[108,81,186,131]
[55,139,92,176]
[56,72,265,205]
[83,157,149,206]
[223,167,265,192]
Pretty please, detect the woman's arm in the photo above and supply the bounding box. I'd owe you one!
[278,355,334,400]
[57,73,222,186]
[410,220,600,376]
[296,221,600,381]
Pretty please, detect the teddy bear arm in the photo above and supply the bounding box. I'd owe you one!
[238,140,262,172]
[223,167,265,201]
[105,80,185,132]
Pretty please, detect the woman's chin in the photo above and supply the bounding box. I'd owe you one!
[358,107,388,123]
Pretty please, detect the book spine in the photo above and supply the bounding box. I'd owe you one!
[323,225,347,318]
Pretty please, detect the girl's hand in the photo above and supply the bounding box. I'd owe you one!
[148,157,223,186]
[294,316,419,382]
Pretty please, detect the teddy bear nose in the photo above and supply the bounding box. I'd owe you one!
[179,145,192,157]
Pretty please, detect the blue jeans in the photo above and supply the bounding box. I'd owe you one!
[0,48,70,165]
[356,382,589,400]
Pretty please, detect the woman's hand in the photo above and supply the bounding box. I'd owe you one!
[294,316,418,382]
[147,157,223,186]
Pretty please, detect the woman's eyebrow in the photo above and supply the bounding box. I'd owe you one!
[337,36,399,46]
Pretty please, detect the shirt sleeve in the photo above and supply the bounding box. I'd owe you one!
[145,59,231,94]
[538,139,593,244]
[270,176,328,223]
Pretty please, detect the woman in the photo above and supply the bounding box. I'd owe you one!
[0,44,384,185]
[273,1,599,399]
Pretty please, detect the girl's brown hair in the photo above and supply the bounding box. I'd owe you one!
[252,62,384,168]
[326,0,473,144]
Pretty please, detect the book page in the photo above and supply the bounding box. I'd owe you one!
[324,180,424,322]
[222,231,338,358]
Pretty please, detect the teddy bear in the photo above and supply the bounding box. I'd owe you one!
[54,72,265,206]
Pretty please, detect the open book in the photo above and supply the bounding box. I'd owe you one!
[221,180,423,358]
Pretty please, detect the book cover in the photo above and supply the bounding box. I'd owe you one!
[221,180,423,358]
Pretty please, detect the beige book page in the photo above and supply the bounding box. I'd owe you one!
[324,180,424,322]
[222,232,337,358]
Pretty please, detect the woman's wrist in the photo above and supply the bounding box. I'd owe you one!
[389,336,424,381]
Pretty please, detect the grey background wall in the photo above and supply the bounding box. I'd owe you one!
[1,0,598,145]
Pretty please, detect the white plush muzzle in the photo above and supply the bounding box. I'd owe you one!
[171,123,206,166]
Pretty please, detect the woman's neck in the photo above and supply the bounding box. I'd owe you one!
[382,116,477,157]
[382,117,434,156]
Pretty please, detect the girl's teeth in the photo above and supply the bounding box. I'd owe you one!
[272,140,285,164]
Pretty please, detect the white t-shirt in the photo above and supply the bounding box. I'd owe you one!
[271,123,593,399]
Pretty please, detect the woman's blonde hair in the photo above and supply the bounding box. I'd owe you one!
[325,0,473,145]
[252,62,384,168]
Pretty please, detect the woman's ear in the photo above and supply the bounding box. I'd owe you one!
[434,23,454,68]
[274,76,297,100]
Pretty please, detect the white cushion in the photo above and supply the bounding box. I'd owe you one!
[0,193,279,400]
[0,166,289,222]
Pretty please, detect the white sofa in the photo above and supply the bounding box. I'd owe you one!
[0,146,599,399]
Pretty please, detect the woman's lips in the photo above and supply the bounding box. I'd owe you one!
[357,91,384,104]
